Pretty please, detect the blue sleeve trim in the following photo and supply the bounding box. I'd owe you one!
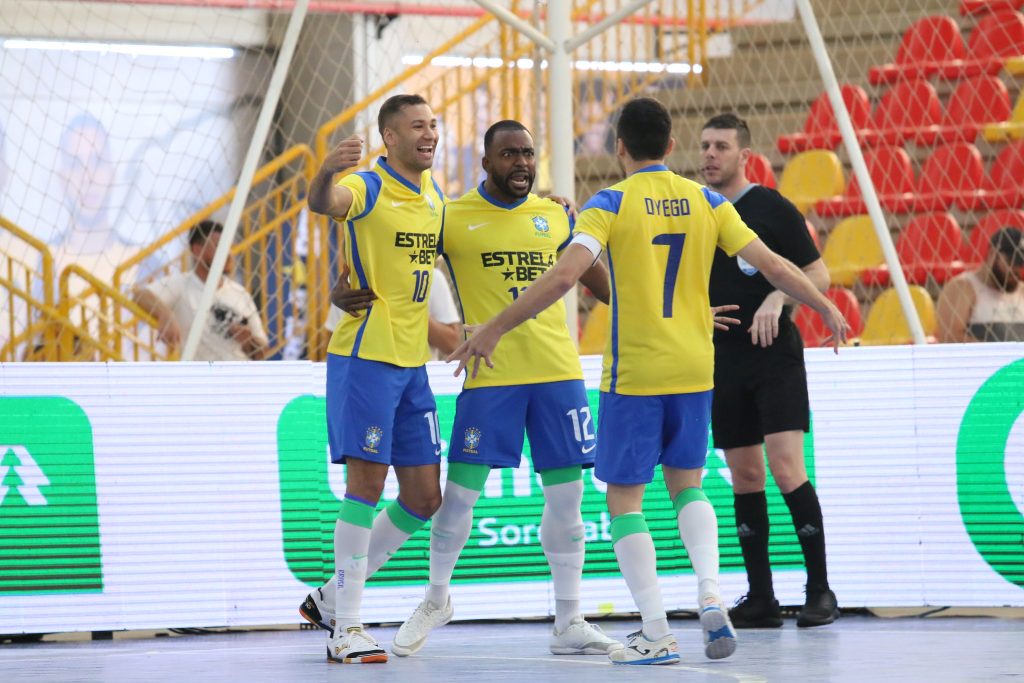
[431,177,445,201]
[351,171,382,221]
[581,189,623,215]
[701,186,727,209]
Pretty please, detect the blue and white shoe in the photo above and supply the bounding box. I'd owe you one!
[700,602,737,659]
[609,630,680,665]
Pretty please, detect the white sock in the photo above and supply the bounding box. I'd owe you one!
[424,481,481,608]
[318,502,426,614]
[676,492,721,606]
[333,518,371,631]
[540,479,585,632]
[612,515,670,640]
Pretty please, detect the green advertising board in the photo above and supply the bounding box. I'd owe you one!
[279,391,815,587]
[0,397,102,594]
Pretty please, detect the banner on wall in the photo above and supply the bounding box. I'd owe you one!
[0,344,1022,634]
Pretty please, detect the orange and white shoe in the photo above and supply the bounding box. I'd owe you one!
[326,625,388,664]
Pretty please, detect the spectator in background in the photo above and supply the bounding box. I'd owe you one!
[937,227,1024,343]
[322,261,461,360]
[132,220,267,360]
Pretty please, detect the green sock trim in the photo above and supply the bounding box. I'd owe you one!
[673,487,710,516]
[338,497,375,529]
[539,465,582,487]
[610,512,649,544]
[447,462,491,491]
[385,499,430,534]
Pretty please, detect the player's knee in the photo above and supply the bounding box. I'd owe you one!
[403,490,442,519]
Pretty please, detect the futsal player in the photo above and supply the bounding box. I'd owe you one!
[448,98,849,665]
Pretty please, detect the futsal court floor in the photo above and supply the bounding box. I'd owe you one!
[3,614,1021,682]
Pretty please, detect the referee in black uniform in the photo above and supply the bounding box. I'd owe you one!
[700,113,838,628]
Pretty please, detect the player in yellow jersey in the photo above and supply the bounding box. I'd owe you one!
[388,120,622,659]
[449,98,849,666]
[303,94,446,664]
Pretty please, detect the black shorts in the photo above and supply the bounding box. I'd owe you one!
[712,331,810,450]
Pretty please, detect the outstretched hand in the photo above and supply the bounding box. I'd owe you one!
[711,304,741,331]
[447,322,502,378]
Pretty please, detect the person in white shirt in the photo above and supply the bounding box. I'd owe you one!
[132,220,268,360]
[323,261,462,360]
[938,226,1024,343]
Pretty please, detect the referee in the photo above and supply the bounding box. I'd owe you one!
[700,113,838,628]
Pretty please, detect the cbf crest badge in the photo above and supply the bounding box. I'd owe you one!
[532,215,550,237]
[363,425,384,454]
[463,427,482,454]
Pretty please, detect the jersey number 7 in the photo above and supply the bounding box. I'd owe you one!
[652,233,686,318]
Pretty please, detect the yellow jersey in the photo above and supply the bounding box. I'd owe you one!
[327,158,445,367]
[441,185,581,389]
[574,164,756,395]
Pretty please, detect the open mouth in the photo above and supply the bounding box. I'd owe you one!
[508,171,531,192]
[416,145,434,160]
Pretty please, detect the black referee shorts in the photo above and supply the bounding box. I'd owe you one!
[711,349,810,451]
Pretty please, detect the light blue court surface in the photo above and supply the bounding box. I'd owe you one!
[2,616,1021,682]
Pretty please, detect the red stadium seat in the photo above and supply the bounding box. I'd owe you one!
[815,146,917,217]
[966,209,1024,264]
[914,143,986,212]
[967,139,1024,209]
[859,80,943,147]
[923,75,1012,144]
[961,0,1024,16]
[861,212,968,286]
[869,16,967,85]
[746,152,777,189]
[795,287,863,346]
[777,85,871,154]
[940,10,1024,79]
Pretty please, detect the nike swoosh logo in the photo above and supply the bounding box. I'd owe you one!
[467,223,489,231]
[581,444,596,454]
[352,554,367,560]
[392,200,407,207]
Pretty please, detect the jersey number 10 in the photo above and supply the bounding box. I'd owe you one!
[411,269,431,302]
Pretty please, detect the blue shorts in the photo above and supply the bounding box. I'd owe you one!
[448,380,596,471]
[595,390,712,485]
[326,354,441,467]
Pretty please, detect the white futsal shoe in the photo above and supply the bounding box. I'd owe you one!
[326,625,387,664]
[549,617,624,655]
[700,601,738,660]
[391,596,454,656]
[609,629,680,665]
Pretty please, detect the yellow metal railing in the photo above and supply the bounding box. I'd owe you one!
[1,1,775,363]
[58,264,168,362]
[0,216,55,361]
[113,144,318,361]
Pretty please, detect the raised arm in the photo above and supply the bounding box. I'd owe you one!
[307,135,363,218]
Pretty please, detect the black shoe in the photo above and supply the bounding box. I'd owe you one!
[797,587,839,627]
[300,588,333,631]
[728,593,783,628]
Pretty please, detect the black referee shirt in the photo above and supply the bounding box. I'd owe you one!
[709,184,821,352]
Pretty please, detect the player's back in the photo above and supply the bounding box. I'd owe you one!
[442,186,581,388]
[575,165,755,395]
[327,159,444,367]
